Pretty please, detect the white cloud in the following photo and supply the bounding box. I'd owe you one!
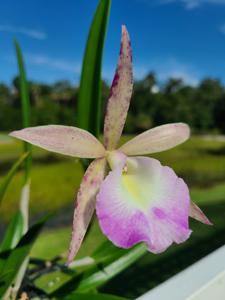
[220,23,225,34]
[158,58,200,85]
[161,69,199,85]
[0,24,46,40]
[184,0,201,9]
[134,65,150,80]
[136,58,200,86]
[104,57,199,86]
[156,0,225,9]
[26,54,80,73]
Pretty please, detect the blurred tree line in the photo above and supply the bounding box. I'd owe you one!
[1,72,225,134]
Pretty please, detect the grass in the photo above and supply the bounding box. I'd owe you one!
[0,160,83,223]
[0,136,46,162]
[1,135,225,219]
[0,134,225,261]
[1,133,225,298]
[191,181,225,204]
[151,137,225,187]
[31,218,106,260]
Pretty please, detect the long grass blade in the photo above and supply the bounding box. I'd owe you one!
[12,40,33,299]
[77,0,111,137]
[0,212,24,252]
[76,244,146,292]
[14,40,32,184]
[50,244,146,298]
[0,152,29,204]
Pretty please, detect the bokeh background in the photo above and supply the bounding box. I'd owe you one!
[1,0,225,298]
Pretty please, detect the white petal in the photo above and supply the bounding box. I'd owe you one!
[10,125,105,158]
[119,123,190,155]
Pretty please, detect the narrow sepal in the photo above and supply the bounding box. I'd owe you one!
[189,201,213,225]
[103,25,133,150]
[67,158,107,264]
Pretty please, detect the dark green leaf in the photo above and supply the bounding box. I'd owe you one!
[42,243,123,295]
[76,244,147,292]
[50,244,146,297]
[77,0,111,137]
[14,40,32,183]
[0,215,49,297]
[0,152,29,204]
[34,270,74,295]
[34,247,122,296]
[0,211,24,252]
[34,249,119,295]
[62,292,129,300]
[92,240,124,260]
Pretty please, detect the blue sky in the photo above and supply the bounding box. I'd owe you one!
[1,0,225,86]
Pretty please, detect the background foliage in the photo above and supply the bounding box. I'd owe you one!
[1,0,225,298]
[0,74,225,134]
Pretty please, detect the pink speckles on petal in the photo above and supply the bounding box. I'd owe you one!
[103,25,133,150]
[152,207,167,219]
[119,123,190,156]
[10,125,105,158]
[67,158,107,264]
[96,156,191,253]
[109,72,120,98]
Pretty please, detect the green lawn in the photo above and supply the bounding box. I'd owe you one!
[31,219,106,260]
[0,134,225,261]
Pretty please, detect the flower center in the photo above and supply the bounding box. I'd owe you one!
[106,153,150,212]
[121,159,150,211]
[106,150,127,170]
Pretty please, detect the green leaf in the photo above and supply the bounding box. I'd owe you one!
[92,240,124,261]
[34,270,73,295]
[34,250,118,295]
[34,252,118,295]
[61,292,129,300]
[0,212,24,252]
[14,40,32,183]
[0,215,49,298]
[76,244,147,292]
[38,243,122,295]
[50,244,146,297]
[77,0,111,137]
[0,152,29,204]
[0,211,26,300]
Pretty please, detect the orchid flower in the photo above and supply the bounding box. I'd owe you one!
[10,26,212,264]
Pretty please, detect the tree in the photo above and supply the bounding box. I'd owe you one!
[193,79,224,131]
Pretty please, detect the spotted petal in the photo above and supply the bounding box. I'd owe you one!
[103,25,133,150]
[67,158,107,264]
[119,123,190,155]
[10,125,105,158]
[96,156,191,253]
[189,201,212,225]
